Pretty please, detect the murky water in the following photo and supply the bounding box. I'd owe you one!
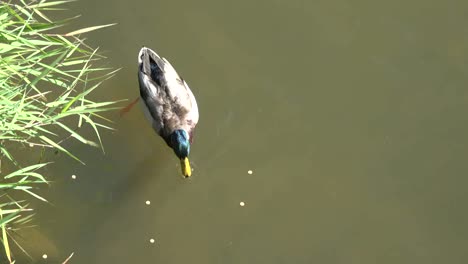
[15,0,468,263]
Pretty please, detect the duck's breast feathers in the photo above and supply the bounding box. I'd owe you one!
[138,47,199,131]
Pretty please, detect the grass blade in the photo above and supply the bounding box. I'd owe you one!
[39,136,84,164]
[64,23,116,36]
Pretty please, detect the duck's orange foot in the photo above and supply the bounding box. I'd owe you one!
[119,97,140,117]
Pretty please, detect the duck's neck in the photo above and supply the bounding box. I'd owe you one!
[168,130,190,158]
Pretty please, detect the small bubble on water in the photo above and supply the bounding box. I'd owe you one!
[145,200,151,205]
[42,254,48,259]
[149,238,155,243]
[247,170,253,175]
[240,201,245,207]
[71,175,76,179]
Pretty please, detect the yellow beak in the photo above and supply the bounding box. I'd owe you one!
[180,157,192,178]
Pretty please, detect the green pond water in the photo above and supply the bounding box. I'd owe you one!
[15,0,468,263]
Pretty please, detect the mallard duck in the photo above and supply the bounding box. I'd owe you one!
[137,47,199,178]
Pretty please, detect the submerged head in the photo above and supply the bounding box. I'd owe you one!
[170,129,192,177]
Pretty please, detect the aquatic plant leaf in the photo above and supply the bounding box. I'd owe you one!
[39,135,84,164]
[65,23,116,36]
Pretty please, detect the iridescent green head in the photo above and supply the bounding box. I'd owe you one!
[170,129,191,177]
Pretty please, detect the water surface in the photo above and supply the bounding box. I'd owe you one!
[18,0,468,263]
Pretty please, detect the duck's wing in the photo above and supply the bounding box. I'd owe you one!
[181,78,199,126]
[138,47,199,133]
[138,48,165,135]
[158,55,198,122]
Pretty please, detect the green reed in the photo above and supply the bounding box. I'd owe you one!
[0,1,119,261]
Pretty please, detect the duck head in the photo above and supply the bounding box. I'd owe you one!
[170,129,192,177]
